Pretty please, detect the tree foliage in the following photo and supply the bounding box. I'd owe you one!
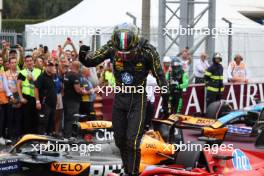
[3,0,82,19]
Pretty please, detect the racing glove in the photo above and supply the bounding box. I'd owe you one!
[159,86,169,119]
[79,45,90,61]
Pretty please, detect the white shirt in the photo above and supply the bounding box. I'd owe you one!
[227,61,248,82]
[146,74,157,103]
[194,59,209,78]
[181,59,189,72]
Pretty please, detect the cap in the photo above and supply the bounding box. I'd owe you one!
[47,60,55,66]
[171,57,182,67]
[163,56,171,63]
[214,52,222,58]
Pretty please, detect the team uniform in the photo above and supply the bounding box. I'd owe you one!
[79,23,168,175]
[204,53,224,106]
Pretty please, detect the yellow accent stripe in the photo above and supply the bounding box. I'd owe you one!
[147,49,161,86]
[207,86,224,92]
[211,121,223,129]
[204,71,212,76]
[210,75,224,80]
[132,93,144,174]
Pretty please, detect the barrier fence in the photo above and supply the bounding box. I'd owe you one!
[102,82,264,120]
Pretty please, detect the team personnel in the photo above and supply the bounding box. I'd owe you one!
[79,23,168,176]
[227,54,248,83]
[17,55,42,134]
[204,53,224,107]
[166,58,189,114]
[63,61,88,138]
[34,60,57,135]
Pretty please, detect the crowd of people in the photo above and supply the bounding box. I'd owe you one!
[162,47,248,111]
[0,37,249,144]
[0,38,118,143]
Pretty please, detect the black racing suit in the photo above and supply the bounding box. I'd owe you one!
[79,39,168,175]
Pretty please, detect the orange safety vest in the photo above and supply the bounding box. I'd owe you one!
[0,71,8,104]
[230,61,247,82]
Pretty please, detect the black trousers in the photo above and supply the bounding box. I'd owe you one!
[6,104,22,139]
[21,94,38,134]
[170,91,183,114]
[38,104,56,135]
[145,101,154,129]
[79,101,96,121]
[206,90,222,107]
[0,104,8,138]
[112,93,146,175]
[63,101,80,138]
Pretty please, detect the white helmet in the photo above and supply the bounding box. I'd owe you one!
[163,56,171,63]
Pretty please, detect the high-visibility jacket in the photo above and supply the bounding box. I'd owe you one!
[166,70,189,91]
[204,63,224,93]
[227,61,247,83]
[104,71,115,86]
[20,68,41,97]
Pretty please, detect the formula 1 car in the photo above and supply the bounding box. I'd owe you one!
[0,134,123,176]
[107,144,264,176]
[166,101,264,140]
[138,145,264,176]
[74,101,264,145]
[107,122,264,176]
[2,115,264,176]
[139,125,264,176]
[0,117,184,176]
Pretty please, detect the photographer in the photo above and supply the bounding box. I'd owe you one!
[166,58,189,114]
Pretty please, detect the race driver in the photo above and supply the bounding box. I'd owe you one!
[79,23,168,176]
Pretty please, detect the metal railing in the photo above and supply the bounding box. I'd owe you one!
[0,30,23,48]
